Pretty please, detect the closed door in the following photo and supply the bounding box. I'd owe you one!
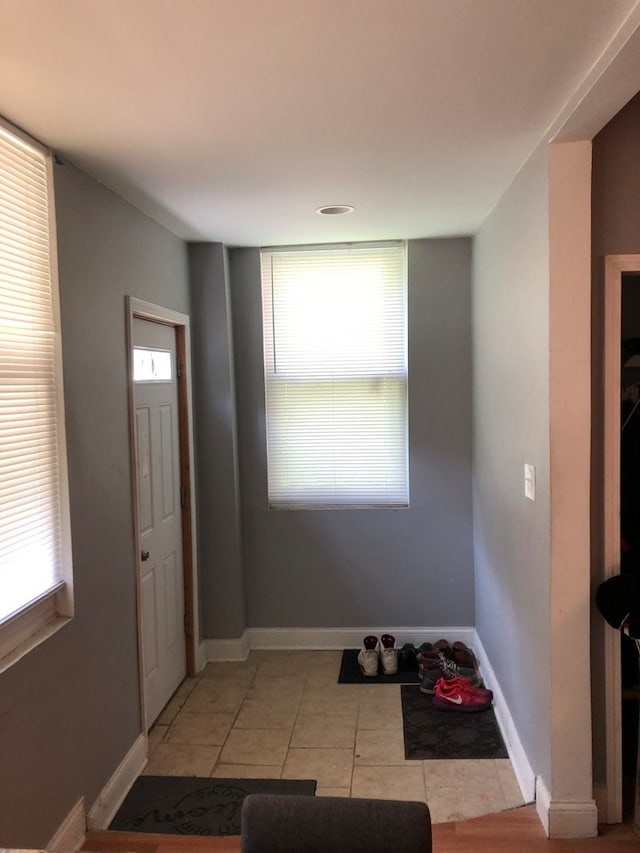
[133,318,186,728]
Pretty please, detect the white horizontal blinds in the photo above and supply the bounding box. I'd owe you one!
[0,125,62,623]
[262,243,408,508]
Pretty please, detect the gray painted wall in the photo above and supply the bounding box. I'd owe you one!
[472,145,552,785]
[590,91,640,789]
[229,238,474,629]
[0,160,190,846]
[189,243,246,639]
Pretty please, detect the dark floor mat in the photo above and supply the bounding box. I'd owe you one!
[338,648,420,684]
[110,775,316,836]
[401,684,508,760]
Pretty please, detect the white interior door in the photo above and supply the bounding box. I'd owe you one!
[133,317,186,729]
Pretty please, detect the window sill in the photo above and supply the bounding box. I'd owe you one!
[0,589,72,674]
[268,502,410,510]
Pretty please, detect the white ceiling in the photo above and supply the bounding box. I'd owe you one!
[0,0,639,247]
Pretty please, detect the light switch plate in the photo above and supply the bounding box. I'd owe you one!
[524,463,536,501]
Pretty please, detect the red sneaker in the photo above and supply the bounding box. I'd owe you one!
[433,677,492,712]
[444,675,493,701]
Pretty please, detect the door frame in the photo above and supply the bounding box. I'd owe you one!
[126,296,200,730]
[602,254,640,821]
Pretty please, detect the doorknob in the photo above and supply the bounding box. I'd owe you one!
[141,550,150,561]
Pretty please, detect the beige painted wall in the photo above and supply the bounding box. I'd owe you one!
[547,140,596,835]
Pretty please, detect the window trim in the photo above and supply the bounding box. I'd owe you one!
[0,117,74,673]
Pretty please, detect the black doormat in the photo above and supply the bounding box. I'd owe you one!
[401,685,508,760]
[338,649,420,684]
[110,776,316,836]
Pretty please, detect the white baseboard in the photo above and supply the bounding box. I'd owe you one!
[593,782,607,823]
[536,776,598,838]
[536,776,551,835]
[247,626,475,651]
[47,797,86,851]
[195,640,207,672]
[203,626,476,660]
[472,630,536,804]
[204,631,250,661]
[87,733,147,830]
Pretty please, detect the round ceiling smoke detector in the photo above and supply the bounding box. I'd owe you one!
[316,205,354,216]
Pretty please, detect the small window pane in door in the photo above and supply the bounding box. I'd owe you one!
[133,347,172,382]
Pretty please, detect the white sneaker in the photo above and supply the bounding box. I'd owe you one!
[357,648,379,676]
[380,633,398,675]
[357,635,379,676]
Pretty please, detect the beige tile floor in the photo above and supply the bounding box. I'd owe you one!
[142,650,527,824]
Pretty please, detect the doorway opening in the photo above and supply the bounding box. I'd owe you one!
[602,255,640,826]
[126,296,199,730]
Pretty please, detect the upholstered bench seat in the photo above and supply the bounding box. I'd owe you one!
[240,793,432,853]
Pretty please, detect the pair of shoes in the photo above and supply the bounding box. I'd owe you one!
[357,634,398,676]
[432,676,493,712]
[419,650,484,694]
[419,638,477,669]
[416,640,456,670]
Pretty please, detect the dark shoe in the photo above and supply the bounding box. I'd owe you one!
[419,641,453,666]
[416,643,433,668]
[419,661,442,694]
[419,651,484,693]
[438,654,484,687]
[451,640,476,668]
[398,643,417,671]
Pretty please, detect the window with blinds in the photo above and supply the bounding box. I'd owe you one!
[0,119,73,668]
[261,242,408,508]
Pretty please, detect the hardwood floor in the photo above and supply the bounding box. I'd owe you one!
[83,829,240,852]
[431,805,639,851]
[83,805,639,852]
